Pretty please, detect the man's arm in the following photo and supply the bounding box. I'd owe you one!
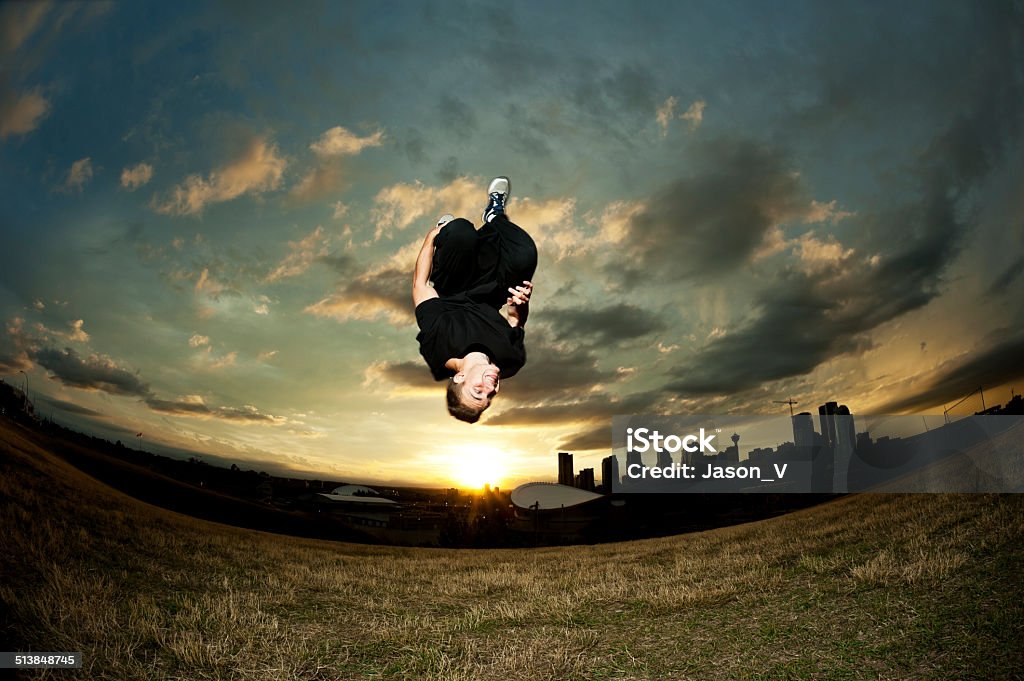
[412,226,441,307]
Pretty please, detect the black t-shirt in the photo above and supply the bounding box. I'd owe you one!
[415,295,526,381]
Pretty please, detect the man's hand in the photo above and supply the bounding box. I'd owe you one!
[506,280,532,328]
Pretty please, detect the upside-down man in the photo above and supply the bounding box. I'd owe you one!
[412,176,538,423]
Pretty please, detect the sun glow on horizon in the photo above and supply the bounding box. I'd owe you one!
[448,445,508,490]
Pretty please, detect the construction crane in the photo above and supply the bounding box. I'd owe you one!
[773,398,798,417]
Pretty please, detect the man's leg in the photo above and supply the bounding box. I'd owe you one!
[490,214,538,291]
[431,218,479,296]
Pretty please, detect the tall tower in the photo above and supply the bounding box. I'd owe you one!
[818,402,839,449]
[558,452,574,486]
[728,433,740,463]
[792,412,815,450]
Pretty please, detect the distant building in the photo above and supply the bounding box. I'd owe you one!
[558,452,574,486]
[818,402,839,449]
[601,455,619,494]
[509,482,611,542]
[792,412,815,450]
[576,468,595,492]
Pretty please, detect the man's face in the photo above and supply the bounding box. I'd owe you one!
[454,363,500,411]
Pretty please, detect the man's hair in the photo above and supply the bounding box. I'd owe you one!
[447,379,482,424]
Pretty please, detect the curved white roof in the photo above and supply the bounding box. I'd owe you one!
[330,484,379,496]
[510,482,603,510]
[318,492,398,505]
[320,485,397,505]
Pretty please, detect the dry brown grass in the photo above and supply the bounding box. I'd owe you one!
[2,419,1022,680]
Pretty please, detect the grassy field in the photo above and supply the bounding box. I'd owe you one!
[2,418,1023,680]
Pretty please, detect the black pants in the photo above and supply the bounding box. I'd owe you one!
[431,215,537,305]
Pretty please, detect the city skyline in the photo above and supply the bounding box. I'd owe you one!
[1,2,1023,488]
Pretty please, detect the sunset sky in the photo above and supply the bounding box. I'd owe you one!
[2,1,1022,488]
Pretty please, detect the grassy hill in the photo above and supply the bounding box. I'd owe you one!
[1,418,1022,680]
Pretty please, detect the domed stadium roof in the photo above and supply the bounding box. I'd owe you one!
[319,484,397,505]
[510,482,603,510]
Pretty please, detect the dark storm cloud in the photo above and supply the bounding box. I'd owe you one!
[543,303,666,347]
[556,425,610,453]
[146,396,290,424]
[985,255,1024,298]
[659,5,1024,399]
[370,360,437,390]
[495,339,616,405]
[571,62,658,122]
[664,273,875,395]
[34,395,105,417]
[613,137,806,285]
[146,396,287,423]
[145,396,210,415]
[20,334,291,425]
[875,330,1024,414]
[30,346,150,397]
[438,94,477,138]
[317,252,359,276]
[342,265,411,323]
[0,346,31,373]
[436,155,459,184]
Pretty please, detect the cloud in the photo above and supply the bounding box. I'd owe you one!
[874,329,1024,413]
[486,389,663,428]
[188,334,210,348]
[0,317,32,373]
[656,96,677,137]
[363,360,437,393]
[289,162,345,202]
[144,394,288,425]
[589,200,646,245]
[309,126,384,157]
[804,199,854,224]
[487,336,619,406]
[557,425,611,453]
[120,162,153,190]
[66,319,89,342]
[372,176,481,240]
[986,255,1024,297]
[680,99,706,131]
[265,226,330,281]
[0,1,52,54]
[438,94,477,138]
[208,350,237,369]
[29,346,149,396]
[34,394,104,417]
[543,303,666,347]
[330,201,349,220]
[60,157,93,193]
[288,126,383,201]
[794,232,857,276]
[612,137,807,283]
[512,197,581,261]
[0,87,50,139]
[304,262,410,325]
[154,137,286,215]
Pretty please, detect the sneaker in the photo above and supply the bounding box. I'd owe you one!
[436,213,455,228]
[482,176,510,223]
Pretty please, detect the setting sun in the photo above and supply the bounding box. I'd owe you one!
[449,445,507,490]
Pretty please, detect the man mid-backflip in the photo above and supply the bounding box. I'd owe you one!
[412,177,538,423]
